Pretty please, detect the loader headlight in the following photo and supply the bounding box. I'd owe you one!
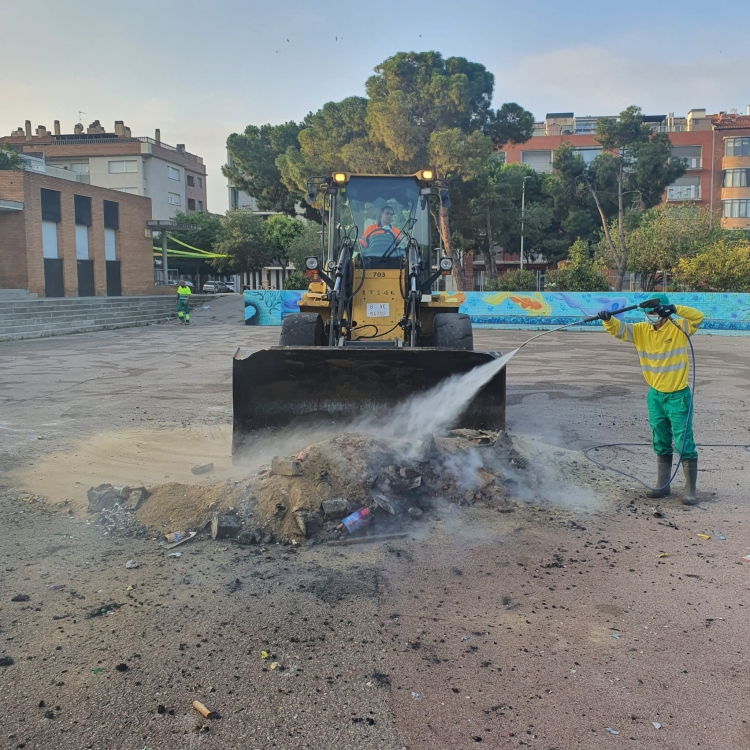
[417,169,434,181]
[439,257,453,272]
[305,257,319,271]
[332,172,348,184]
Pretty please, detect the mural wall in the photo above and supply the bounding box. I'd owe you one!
[245,290,750,334]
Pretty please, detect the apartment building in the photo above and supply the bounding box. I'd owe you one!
[0,169,158,298]
[500,108,750,230]
[1,120,207,221]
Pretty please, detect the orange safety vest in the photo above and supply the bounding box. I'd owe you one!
[359,223,402,248]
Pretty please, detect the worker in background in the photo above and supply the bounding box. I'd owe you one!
[176,280,191,325]
[360,205,402,249]
[598,293,703,504]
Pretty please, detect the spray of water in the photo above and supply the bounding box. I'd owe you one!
[356,349,519,442]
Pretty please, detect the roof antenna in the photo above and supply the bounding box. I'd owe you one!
[78,110,87,122]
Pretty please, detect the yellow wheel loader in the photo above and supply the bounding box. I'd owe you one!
[232,171,505,453]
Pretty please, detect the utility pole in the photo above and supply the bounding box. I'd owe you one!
[520,176,531,270]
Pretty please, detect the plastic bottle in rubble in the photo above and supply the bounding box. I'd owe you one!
[342,507,371,533]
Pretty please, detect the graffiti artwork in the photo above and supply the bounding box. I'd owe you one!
[243,290,750,334]
[243,290,284,326]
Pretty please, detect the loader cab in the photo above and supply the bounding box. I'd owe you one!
[330,174,431,272]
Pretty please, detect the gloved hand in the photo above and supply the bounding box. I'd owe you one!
[655,304,677,318]
[597,310,612,321]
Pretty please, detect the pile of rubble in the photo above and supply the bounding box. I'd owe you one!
[235,429,531,545]
[83,429,573,547]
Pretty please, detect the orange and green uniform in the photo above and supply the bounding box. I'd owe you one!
[176,284,191,323]
[602,305,703,458]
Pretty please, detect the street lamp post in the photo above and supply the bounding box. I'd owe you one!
[520,175,532,271]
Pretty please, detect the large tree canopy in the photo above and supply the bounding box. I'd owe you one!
[223,122,302,214]
[226,50,535,289]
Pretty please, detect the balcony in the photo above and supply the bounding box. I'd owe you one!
[667,184,701,201]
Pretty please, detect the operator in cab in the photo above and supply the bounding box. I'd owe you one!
[597,293,703,504]
[359,205,402,251]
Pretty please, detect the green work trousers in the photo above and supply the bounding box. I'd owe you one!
[177,298,190,321]
[647,386,697,459]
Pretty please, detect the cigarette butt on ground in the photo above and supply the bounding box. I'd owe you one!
[192,700,214,719]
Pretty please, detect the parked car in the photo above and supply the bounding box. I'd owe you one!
[224,282,236,292]
[168,280,194,288]
[202,281,232,294]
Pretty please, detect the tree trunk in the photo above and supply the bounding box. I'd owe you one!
[485,203,497,279]
[587,180,623,291]
[439,199,465,291]
[614,165,627,291]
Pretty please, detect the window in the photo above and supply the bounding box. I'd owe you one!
[723,169,749,187]
[723,199,750,218]
[187,175,195,187]
[70,162,89,174]
[108,160,137,173]
[75,225,89,260]
[40,188,61,222]
[104,228,117,261]
[42,221,58,259]
[168,192,181,206]
[187,198,196,211]
[74,195,91,226]
[197,177,203,188]
[198,200,203,211]
[167,166,180,180]
[573,147,602,165]
[103,200,119,230]
[725,137,750,157]
[667,176,701,201]
[671,146,702,169]
[114,187,139,194]
[521,150,553,173]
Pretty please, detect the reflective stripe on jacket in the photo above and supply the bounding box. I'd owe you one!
[602,305,703,392]
[359,224,402,247]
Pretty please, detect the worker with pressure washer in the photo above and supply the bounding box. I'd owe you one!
[597,293,703,504]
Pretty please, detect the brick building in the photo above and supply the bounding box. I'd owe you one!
[499,108,750,230]
[0,120,207,221]
[0,170,161,298]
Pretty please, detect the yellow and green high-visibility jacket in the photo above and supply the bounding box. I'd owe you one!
[176,285,192,299]
[602,305,704,392]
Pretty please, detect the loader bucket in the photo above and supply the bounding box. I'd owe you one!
[232,346,506,455]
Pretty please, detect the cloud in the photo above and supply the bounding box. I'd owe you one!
[496,44,749,119]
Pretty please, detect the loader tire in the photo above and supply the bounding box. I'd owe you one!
[279,313,325,346]
[433,313,473,350]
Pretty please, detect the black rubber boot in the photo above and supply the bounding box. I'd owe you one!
[646,454,672,498]
[682,459,698,505]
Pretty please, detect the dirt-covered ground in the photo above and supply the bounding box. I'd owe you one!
[1,295,749,749]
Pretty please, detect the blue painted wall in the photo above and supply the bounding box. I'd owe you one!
[244,290,750,334]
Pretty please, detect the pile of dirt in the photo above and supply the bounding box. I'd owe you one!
[135,482,244,532]
[75,429,613,544]
[233,430,526,544]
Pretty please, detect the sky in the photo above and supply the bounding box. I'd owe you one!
[2,0,748,213]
